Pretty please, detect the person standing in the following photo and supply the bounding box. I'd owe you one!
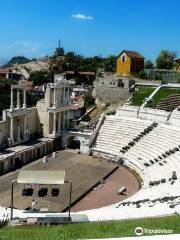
[31,199,36,212]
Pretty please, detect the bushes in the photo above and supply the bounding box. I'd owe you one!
[83,91,95,108]
[106,111,116,115]
[81,115,91,122]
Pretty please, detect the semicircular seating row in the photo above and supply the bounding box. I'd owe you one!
[90,115,180,219]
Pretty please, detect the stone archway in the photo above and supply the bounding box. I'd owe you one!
[67,136,81,149]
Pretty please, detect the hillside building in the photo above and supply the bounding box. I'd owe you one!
[116,50,144,76]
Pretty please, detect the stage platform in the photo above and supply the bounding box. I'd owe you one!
[0,150,118,212]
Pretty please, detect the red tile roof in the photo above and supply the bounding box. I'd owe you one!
[66,71,95,76]
[118,50,144,59]
[0,68,10,74]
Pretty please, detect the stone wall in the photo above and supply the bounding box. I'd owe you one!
[62,130,93,154]
[0,121,8,149]
[26,107,41,136]
[36,100,50,136]
[93,77,134,104]
[93,86,132,104]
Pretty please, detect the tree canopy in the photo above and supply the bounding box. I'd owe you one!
[29,71,52,85]
[144,60,154,69]
[104,55,117,72]
[156,50,176,69]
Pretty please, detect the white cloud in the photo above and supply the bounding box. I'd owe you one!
[72,13,94,20]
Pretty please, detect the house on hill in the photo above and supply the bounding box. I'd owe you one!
[0,68,22,80]
[116,50,144,76]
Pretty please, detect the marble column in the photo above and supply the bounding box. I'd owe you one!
[52,112,57,136]
[10,88,14,111]
[63,87,66,106]
[67,87,69,105]
[63,111,66,128]
[58,112,61,133]
[10,116,14,144]
[23,89,26,108]
[53,88,56,108]
[59,87,62,107]
[17,125,21,142]
[67,110,69,128]
[16,89,20,109]
[24,115,26,140]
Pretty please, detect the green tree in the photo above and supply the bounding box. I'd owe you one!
[104,55,116,72]
[144,60,154,69]
[84,91,95,108]
[137,70,148,79]
[156,50,176,69]
[29,71,50,86]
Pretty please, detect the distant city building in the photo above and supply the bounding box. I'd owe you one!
[116,50,144,76]
[55,40,64,57]
[65,71,96,82]
[0,68,21,80]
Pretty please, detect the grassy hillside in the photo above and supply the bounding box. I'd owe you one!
[131,86,155,106]
[0,215,180,239]
[131,86,180,107]
[153,87,180,105]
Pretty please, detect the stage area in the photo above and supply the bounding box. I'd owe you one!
[0,150,119,212]
[71,166,139,212]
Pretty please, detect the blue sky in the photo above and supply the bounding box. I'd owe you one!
[0,0,179,63]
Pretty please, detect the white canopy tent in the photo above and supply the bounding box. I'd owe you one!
[17,170,65,185]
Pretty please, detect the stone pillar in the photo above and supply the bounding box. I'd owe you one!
[10,88,14,111]
[10,117,14,144]
[63,87,66,106]
[16,89,20,109]
[52,112,57,136]
[67,87,70,105]
[24,115,26,140]
[58,112,61,133]
[57,88,59,107]
[63,111,66,128]
[59,87,62,107]
[17,125,21,142]
[67,110,69,128]
[23,89,26,108]
[53,88,56,108]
